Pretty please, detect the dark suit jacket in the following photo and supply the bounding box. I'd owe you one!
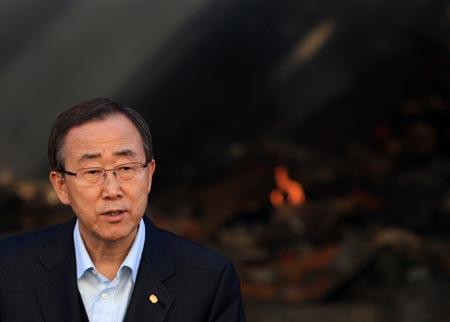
[0,216,246,322]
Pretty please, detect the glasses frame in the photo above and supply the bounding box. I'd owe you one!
[62,161,149,186]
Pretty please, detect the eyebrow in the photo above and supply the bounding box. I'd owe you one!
[78,153,101,162]
[114,149,137,157]
[78,149,137,162]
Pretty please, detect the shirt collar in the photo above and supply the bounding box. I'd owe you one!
[73,218,146,282]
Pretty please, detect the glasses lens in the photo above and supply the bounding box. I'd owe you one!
[77,168,104,185]
[115,163,142,181]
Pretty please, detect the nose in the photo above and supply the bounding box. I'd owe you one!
[101,169,123,199]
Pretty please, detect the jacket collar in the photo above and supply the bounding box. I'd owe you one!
[141,216,176,281]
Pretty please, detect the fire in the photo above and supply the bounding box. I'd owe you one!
[270,166,305,207]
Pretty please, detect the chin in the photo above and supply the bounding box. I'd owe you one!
[100,228,136,242]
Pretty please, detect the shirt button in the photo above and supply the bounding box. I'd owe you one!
[102,293,108,300]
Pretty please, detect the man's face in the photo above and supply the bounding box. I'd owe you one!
[50,114,155,246]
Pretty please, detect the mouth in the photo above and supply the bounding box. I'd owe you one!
[103,209,126,217]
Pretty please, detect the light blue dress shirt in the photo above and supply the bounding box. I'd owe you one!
[73,219,145,322]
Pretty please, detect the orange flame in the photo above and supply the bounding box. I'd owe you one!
[270,166,305,207]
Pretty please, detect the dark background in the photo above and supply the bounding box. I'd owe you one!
[0,1,449,321]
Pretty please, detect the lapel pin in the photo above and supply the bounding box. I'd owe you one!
[149,294,158,304]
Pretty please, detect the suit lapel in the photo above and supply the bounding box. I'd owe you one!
[123,261,174,322]
[33,218,85,322]
[124,217,176,322]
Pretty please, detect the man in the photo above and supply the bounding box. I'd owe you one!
[0,98,246,322]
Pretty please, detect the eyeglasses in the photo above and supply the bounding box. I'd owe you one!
[62,162,149,186]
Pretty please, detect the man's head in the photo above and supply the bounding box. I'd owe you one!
[48,98,156,245]
[48,97,154,172]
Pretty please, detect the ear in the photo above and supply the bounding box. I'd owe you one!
[146,160,156,194]
[49,171,71,205]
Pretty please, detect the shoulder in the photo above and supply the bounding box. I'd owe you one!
[0,218,75,264]
[145,217,233,273]
[165,227,227,265]
[143,219,246,321]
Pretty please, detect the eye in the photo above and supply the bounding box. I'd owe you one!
[117,165,134,172]
[81,168,103,176]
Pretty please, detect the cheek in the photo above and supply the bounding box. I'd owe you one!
[128,184,148,202]
[67,187,98,215]
[126,184,150,212]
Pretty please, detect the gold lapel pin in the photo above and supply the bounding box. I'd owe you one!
[149,294,158,304]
